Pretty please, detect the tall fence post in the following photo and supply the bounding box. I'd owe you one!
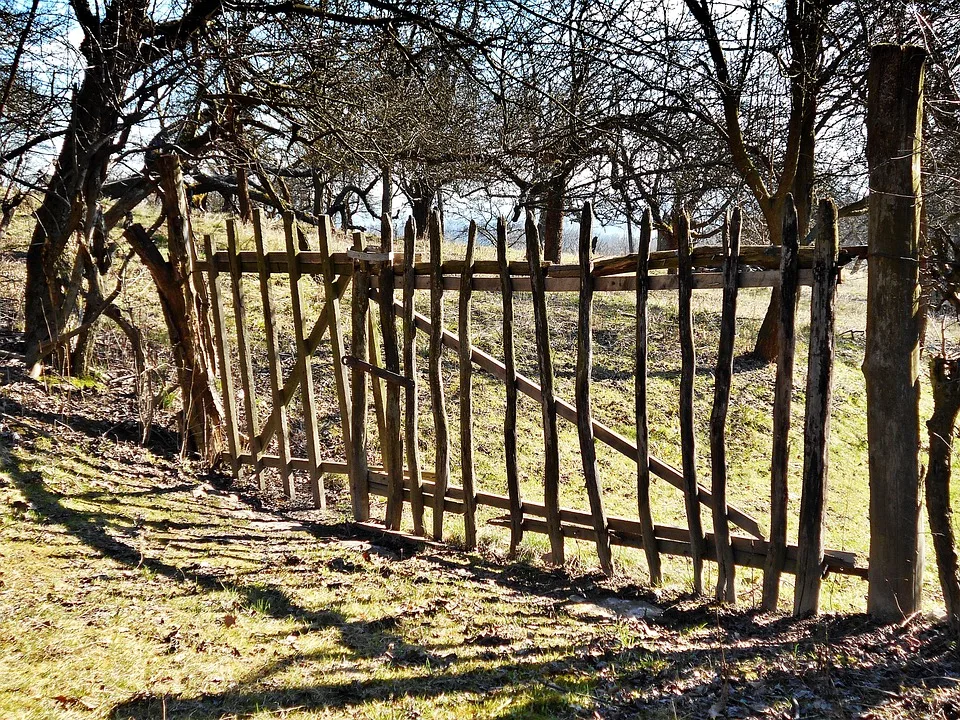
[402,218,426,535]
[526,211,564,565]
[459,221,478,549]
[794,199,839,616]
[497,217,524,556]
[865,43,926,622]
[676,211,705,594]
[350,230,372,520]
[762,195,800,611]
[710,209,741,604]
[428,210,451,539]
[576,202,613,574]
[635,209,662,585]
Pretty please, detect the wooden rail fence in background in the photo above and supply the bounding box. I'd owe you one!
[201,198,866,613]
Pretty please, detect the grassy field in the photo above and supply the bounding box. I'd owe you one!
[0,206,958,718]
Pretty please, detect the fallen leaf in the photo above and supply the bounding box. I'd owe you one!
[223,614,237,627]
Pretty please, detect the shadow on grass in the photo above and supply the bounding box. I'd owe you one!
[3,413,953,720]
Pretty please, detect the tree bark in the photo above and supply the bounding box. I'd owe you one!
[864,44,925,622]
[926,357,960,637]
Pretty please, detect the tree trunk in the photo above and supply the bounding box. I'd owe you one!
[540,173,566,263]
[23,0,151,372]
[864,44,925,622]
[926,357,960,637]
[125,154,224,462]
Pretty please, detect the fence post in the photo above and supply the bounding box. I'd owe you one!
[865,43,926,621]
[253,210,294,498]
[762,195,800,611]
[497,217,524,556]
[459,221,478,549]
[636,209,662,585]
[677,211,706,594]
[576,202,613,574]
[794,199,839,616]
[710,209,741,604]
[226,220,263,488]
[378,180,404,530]
[428,210,451,539]
[350,230,372,520]
[402,218,426,535]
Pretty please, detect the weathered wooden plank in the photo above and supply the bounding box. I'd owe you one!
[226,219,264,489]
[349,230,371,521]
[576,202,613,574]
[402,218,426,535]
[378,179,404,531]
[428,210,451,540]
[794,199,839,616]
[762,195,801,611]
[710,209,741,604]
[497,217,523,555]
[315,216,355,500]
[677,211,706,595]
[283,214,324,507]
[252,209,294,498]
[202,243,868,278]
[459,221,478,550]
[526,212,564,566]
[203,233,241,477]
[635,209,661,585]
[367,307,388,472]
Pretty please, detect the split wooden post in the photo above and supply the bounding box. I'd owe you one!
[676,211,706,594]
[865,44,926,622]
[402,218,426,535]
[226,219,264,488]
[497,217,523,555]
[710,209,741,604]
[762,195,801,611]
[378,196,404,530]
[349,230,371,520]
[203,233,241,477]
[526,211,564,565]
[367,308,389,449]
[636,209,662,585]
[253,209,294,498]
[428,210,451,539]
[283,214,324,507]
[459,221,478,549]
[316,216,355,504]
[794,199,839,616]
[575,202,613,574]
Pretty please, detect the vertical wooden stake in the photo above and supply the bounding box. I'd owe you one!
[368,308,389,458]
[316,216,355,502]
[497,217,523,555]
[203,233,241,477]
[226,219,263,488]
[283,214,325,507]
[762,195,800,611]
[253,209,294,498]
[526,211,564,566]
[865,44,925,622]
[677,211,705,595]
[349,230,371,521]
[378,183,405,531]
[794,200,839,616]
[636,209,662,585]
[402,218,426,535]
[459,221,479,549]
[428,210,451,540]
[710,209,741,604]
[576,202,613,574]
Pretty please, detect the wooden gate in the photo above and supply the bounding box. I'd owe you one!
[202,197,867,611]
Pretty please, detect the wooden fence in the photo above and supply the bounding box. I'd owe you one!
[201,197,867,613]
